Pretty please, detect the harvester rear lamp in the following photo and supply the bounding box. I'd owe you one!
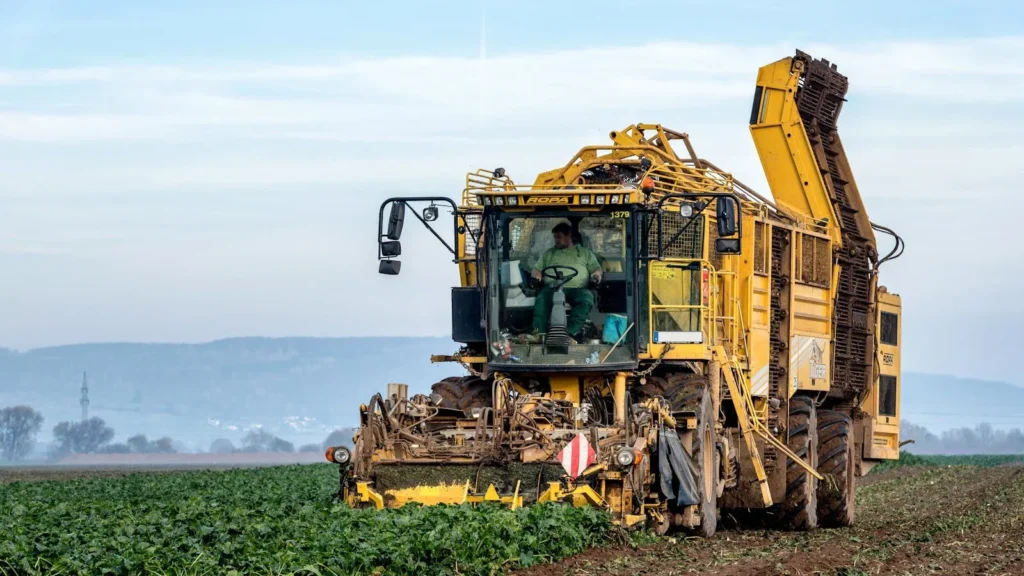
[507,196,518,206]
[580,195,591,205]
[615,447,635,467]
[595,195,606,205]
[610,194,620,204]
[495,196,505,206]
[679,204,694,217]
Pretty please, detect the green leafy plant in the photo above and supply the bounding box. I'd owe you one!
[0,464,610,575]
[872,451,1024,473]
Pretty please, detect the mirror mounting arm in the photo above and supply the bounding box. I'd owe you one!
[650,193,743,260]
[377,197,461,261]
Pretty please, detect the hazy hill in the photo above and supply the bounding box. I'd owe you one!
[1,337,1021,451]
[900,372,1024,433]
[0,337,455,451]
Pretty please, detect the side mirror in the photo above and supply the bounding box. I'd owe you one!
[379,260,402,275]
[386,202,406,240]
[715,238,741,254]
[380,241,402,258]
[423,206,438,222]
[716,198,737,237]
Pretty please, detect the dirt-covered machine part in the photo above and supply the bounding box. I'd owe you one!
[793,51,878,402]
[329,50,903,535]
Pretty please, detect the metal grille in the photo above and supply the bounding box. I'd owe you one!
[880,312,898,346]
[797,234,830,287]
[463,213,483,257]
[708,217,723,271]
[764,226,790,473]
[653,211,704,259]
[754,221,767,274]
[879,375,897,417]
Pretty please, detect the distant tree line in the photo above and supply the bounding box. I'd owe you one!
[207,428,354,455]
[0,405,180,461]
[0,404,358,461]
[100,434,176,455]
[903,421,1024,455]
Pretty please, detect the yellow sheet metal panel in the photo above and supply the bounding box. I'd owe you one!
[641,343,711,362]
[747,274,772,397]
[549,375,581,404]
[385,483,469,507]
[789,335,830,394]
[859,290,901,460]
[751,274,771,328]
[750,57,842,246]
[790,283,832,336]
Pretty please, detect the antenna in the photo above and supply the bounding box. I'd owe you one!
[80,372,90,422]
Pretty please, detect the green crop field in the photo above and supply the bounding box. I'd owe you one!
[871,451,1024,473]
[0,464,610,576]
[4,455,1022,576]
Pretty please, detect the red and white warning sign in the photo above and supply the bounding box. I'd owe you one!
[558,433,596,479]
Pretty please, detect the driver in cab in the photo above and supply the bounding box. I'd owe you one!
[530,222,602,342]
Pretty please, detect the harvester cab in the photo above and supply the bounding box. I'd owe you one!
[376,180,741,372]
[332,51,903,538]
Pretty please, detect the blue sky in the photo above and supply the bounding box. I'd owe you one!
[4,1,1022,65]
[1,1,1023,386]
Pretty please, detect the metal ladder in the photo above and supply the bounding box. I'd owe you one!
[713,346,823,508]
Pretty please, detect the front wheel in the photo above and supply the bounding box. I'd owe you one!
[690,385,719,538]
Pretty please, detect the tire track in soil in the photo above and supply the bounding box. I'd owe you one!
[516,466,1024,576]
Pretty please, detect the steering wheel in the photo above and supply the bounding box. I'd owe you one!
[541,265,579,289]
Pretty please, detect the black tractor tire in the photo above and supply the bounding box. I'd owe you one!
[817,409,856,527]
[430,376,492,413]
[638,372,705,412]
[777,395,818,531]
[690,385,720,538]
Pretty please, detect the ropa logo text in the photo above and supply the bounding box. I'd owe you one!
[525,196,570,205]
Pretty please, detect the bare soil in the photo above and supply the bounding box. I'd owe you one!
[518,466,1024,576]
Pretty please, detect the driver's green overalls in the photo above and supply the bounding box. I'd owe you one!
[531,245,600,337]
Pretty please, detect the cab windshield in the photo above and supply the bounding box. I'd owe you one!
[486,210,635,367]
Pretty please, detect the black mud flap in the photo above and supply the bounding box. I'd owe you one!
[657,426,700,507]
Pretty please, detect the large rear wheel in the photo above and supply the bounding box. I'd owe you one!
[777,395,818,530]
[430,376,492,413]
[817,409,855,527]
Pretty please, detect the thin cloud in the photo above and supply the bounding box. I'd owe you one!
[0,38,1021,145]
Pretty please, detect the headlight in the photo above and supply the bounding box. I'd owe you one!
[610,194,620,204]
[508,196,518,206]
[615,447,635,467]
[679,204,693,217]
[331,446,352,465]
[484,197,492,206]
[580,195,591,205]
[595,195,606,205]
[495,196,505,206]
